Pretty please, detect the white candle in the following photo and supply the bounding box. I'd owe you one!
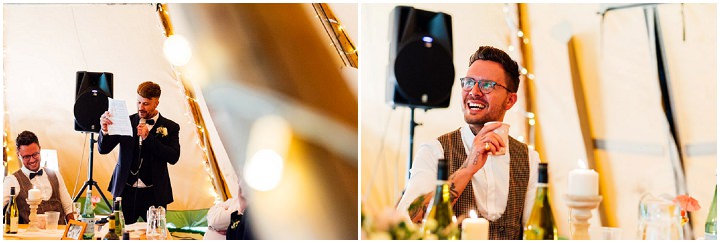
[568,169,599,196]
[461,210,489,240]
[28,187,42,201]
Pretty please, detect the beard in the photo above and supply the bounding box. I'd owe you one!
[138,110,156,119]
[463,99,506,127]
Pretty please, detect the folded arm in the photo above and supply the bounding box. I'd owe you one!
[207,198,237,231]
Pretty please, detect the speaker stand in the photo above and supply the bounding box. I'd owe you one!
[72,133,113,211]
[407,107,423,179]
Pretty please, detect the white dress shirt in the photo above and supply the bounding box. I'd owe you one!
[139,112,159,133]
[133,112,159,188]
[397,125,539,224]
[3,166,74,216]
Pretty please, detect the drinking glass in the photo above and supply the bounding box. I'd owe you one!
[72,202,82,220]
[146,206,167,240]
[637,193,683,240]
[591,227,622,240]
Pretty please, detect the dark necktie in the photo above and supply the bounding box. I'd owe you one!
[29,169,44,180]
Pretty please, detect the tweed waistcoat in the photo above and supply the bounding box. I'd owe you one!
[13,169,67,225]
[438,128,530,240]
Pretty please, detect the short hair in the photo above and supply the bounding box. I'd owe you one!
[468,46,520,93]
[16,131,40,149]
[137,81,161,99]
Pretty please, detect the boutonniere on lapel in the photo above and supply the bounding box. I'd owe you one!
[156,126,168,137]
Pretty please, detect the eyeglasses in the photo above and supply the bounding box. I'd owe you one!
[460,77,512,94]
[20,152,40,161]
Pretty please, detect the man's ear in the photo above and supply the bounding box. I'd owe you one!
[505,93,518,110]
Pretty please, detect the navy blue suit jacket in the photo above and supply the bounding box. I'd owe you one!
[98,113,180,205]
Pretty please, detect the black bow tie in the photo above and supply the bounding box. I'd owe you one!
[29,170,44,180]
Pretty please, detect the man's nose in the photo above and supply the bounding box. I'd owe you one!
[469,83,484,97]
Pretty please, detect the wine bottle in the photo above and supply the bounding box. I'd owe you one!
[81,189,96,240]
[102,215,120,240]
[114,197,125,235]
[523,162,558,240]
[4,187,19,234]
[422,159,459,240]
[705,185,717,240]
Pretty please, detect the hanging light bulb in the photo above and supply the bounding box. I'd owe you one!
[163,34,192,66]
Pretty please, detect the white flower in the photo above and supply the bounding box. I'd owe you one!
[156,127,168,137]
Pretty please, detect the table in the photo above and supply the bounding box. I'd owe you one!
[3,223,173,240]
[3,225,64,240]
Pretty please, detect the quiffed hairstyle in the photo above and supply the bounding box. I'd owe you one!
[468,46,520,93]
[16,131,40,149]
[137,81,161,99]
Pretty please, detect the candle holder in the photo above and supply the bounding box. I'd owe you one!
[26,198,42,232]
[564,194,602,240]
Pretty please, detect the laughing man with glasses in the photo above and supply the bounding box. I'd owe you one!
[397,46,541,240]
[3,131,76,225]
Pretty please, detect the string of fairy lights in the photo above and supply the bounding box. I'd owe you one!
[312,3,358,68]
[3,14,9,172]
[503,3,537,150]
[3,48,12,176]
[155,3,229,203]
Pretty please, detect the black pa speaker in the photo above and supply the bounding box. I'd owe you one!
[387,6,454,109]
[74,71,113,133]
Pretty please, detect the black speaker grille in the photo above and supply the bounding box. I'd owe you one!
[394,41,454,107]
[388,6,454,109]
[74,71,113,133]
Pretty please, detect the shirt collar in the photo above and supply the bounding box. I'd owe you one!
[460,124,475,153]
[21,166,43,177]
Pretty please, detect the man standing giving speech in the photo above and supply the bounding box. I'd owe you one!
[98,81,180,224]
[397,46,540,240]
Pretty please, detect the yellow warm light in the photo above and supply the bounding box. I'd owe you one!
[163,34,192,66]
[245,149,284,191]
[244,115,292,192]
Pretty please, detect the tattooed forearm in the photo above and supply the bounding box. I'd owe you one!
[449,182,459,203]
[470,151,482,165]
[408,192,433,224]
[460,160,469,169]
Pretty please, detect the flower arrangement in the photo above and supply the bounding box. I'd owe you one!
[674,194,700,225]
[362,208,423,240]
[91,195,101,207]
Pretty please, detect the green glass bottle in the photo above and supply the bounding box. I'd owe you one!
[523,162,558,240]
[80,189,95,240]
[102,215,120,240]
[422,159,459,240]
[114,197,125,235]
[4,187,19,234]
[705,185,717,240]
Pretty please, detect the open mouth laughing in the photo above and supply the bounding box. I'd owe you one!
[467,101,487,111]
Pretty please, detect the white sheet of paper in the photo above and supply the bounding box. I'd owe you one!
[107,98,133,136]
